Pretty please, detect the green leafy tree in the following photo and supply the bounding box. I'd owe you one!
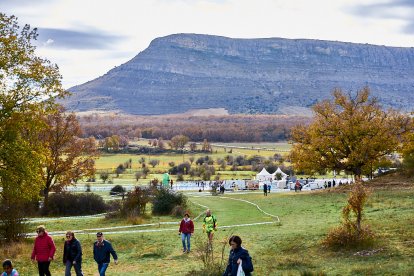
[0,13,65,240]
[103,135,120,151]
[290,87,411,179]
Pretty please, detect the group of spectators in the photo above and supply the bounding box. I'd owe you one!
[3,209,254,276]
[26,225,117,276]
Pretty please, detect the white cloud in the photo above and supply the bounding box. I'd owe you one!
[43,38,54,47]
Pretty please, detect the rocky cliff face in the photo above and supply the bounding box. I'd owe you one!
[63,34,414,114]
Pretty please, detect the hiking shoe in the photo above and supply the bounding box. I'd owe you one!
[186,250,190,253]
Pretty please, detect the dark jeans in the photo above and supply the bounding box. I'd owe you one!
[38,261,51,276]
[97,262,109,276]
[65,260,83,276]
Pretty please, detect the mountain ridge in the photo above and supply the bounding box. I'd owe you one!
[62,33,414,115]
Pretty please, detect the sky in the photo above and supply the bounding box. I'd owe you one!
[2,0,414,88]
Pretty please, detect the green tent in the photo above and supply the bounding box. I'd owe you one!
[162,173,170,187]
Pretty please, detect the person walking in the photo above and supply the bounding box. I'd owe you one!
[202,209,217,251]
[178,213,194,253]
[295,180,301,192]
[223,235,254,276]
[263,183,268,196]
[93,232,118,276]
[2,260,18,276]
[63,231,83,276]
[31,225,56,276]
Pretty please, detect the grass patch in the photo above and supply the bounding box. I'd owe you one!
[1,178,413,275]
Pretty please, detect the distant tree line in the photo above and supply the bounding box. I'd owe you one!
[78,114,310,142]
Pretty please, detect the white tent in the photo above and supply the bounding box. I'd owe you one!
[272,167,288,180]
[256,168,273,181]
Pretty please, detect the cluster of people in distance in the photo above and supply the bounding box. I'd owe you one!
[4,209,253,276]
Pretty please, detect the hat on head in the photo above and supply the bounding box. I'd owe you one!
[96,232,103,237]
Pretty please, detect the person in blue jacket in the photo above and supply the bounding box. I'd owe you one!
[93,232,118,276]
[223,235,253,276]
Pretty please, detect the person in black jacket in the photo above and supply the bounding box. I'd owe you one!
[223,235,253,276]
[93,232,118,276]
[63,231,83,276]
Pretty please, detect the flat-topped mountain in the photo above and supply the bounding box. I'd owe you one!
[63,34,414,115]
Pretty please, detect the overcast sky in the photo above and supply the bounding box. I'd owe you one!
[2,0,414,88]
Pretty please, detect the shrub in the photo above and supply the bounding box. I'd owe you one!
[152,188,187,216]
[171,205,186,217]
[42,193,107,216]
[121,187,152,217]
[110,185,126,195]
[135,171,143,181]
[177,173,184,181]
[324,223,375,249]
[106,199,123,213]
[100,172,109,183]
[142,167,150,178]
[0,199,37,241]
[323,181,375,249]
[186,233,230,276]
[115,164,126,176]
[169,162,191,175]
[149,159,160,168]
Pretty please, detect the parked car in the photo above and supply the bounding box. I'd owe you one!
[301,182,324,191]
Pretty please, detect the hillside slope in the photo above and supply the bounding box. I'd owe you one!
[63,34,414,115]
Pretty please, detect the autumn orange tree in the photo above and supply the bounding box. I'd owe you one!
[0,13,65,240]
[40,107,98,207]
[290,87,412,180]
[400,117,414,175]
[169,135,189,151]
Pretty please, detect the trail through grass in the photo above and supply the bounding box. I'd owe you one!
[2,181,414,275]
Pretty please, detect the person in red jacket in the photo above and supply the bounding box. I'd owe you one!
[178,213,194,253]
[31,225,56,276]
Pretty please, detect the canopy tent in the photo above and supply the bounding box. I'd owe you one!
[272,167,288,180]
[256,168,273,181]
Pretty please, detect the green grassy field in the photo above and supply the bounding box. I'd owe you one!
[4,177,413,275]
[89,147,344,187]
[87,142,291,185]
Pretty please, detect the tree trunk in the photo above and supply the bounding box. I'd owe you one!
[356,210,362,234]
[353,167,362,181]
[43,187,50,209]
